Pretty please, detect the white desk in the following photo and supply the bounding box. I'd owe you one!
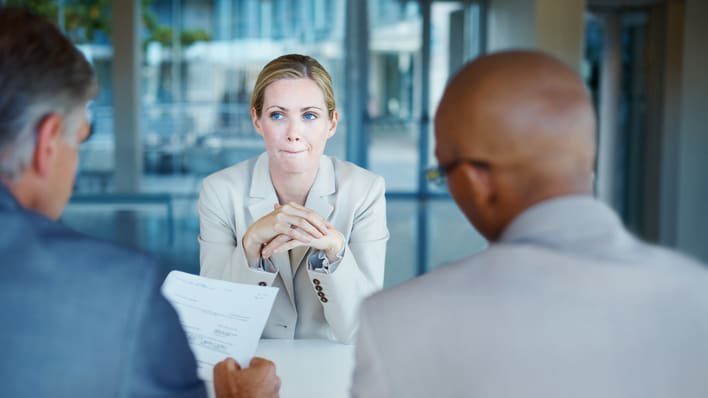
[207,339,355,398]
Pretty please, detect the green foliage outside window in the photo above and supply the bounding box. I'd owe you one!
[5,0,210,47]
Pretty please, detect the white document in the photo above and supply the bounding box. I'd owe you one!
[161,271,278,381]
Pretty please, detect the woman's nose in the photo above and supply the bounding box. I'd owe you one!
[286,123,302,142]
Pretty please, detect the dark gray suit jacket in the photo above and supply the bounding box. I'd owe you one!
[0,185,206,397]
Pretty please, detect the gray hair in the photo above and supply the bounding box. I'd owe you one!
[0,7,97,181]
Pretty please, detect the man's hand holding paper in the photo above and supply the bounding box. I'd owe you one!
[161,271,278,381]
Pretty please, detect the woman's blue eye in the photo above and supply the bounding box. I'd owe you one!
[303,112,317,120]
[269,111,284,121]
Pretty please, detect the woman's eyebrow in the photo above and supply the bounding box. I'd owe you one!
[264,105,324,112]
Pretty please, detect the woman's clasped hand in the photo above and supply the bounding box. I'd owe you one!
[243,202,344,265]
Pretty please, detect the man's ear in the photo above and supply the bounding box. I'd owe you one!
[458,162,502,240]
[327,110,339,139]
[32,114,64,178]
[251,108,263,137]
[462,163,494,209]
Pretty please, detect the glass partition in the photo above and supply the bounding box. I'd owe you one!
[141,0,347,190]
[15,0,489,284]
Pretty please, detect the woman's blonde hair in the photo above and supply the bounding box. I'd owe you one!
[251,54,336,119]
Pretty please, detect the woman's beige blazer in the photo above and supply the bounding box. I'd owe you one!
[198,153,388,343]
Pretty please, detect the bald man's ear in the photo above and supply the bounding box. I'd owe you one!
[32,114,64,178]
[456,162,500,240]
[461,163,494,208]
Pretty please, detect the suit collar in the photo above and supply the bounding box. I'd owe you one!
[0,183,20,211]
[304,155,335,220]
[247,154,279,223]
[247,153,336,219]
[249,153,276,200]
[499,195,633,251]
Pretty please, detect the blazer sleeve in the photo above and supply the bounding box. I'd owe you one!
[122,262,206,398]
[351,301,389,398]
[306,175,388,343]
[198,178,277,286]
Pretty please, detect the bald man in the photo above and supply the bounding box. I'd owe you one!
[350,51,708,398]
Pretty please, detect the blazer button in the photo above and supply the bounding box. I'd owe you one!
[315,285,323,292]
[258,282,267,286]
[320,297,328,303]
[317,291,326,298]
[312,278,321,285]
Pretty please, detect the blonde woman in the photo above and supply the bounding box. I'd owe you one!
[198,54,388,343]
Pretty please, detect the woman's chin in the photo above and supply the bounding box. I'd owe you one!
[274,156,317,174]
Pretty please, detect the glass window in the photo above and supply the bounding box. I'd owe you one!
[7,0,118,194]
[427,200,487,270]
[426,1,484,193]
[37,0,489,282]
[369,0,487,283]
[368,0,421,192]
[141,0,347,194]
[384,200,419,287]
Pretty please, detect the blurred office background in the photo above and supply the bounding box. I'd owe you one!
[3,0,706,287]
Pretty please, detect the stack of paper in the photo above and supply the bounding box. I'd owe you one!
[162,271,278,381]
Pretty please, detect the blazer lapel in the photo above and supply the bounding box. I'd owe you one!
[246,154,296,307]
[0,185,20,212]
[291,156,336,275]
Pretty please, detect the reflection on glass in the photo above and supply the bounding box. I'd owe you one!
[141,0,347,187]
[8,0,119,193]
[51,0,490,289]
[384,199,418,287]
[427,200,486,270]
[368,0,421,192]
[427,2,483,194]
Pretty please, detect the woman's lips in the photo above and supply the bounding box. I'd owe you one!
[280,149,307,155]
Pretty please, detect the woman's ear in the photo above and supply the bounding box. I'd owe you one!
[32,114,63,178]
[251,107,263,137]
[327,110,339,139]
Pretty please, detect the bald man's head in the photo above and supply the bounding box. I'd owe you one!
[435,50,596,241]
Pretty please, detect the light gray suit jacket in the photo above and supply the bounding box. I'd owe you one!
[199,153,388,343]
[352,196,708,398]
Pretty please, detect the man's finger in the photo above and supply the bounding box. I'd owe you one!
[227,357,242,371]
[213,358,240,396]
[250,357,276,370]
[250,356,267,366]
[275,375,282,391]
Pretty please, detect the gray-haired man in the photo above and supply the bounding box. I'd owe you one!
[0,7,279,398]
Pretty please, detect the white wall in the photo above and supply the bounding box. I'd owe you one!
[488,0,536,50]
[535,0,585,70]
[487,0,585,71]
